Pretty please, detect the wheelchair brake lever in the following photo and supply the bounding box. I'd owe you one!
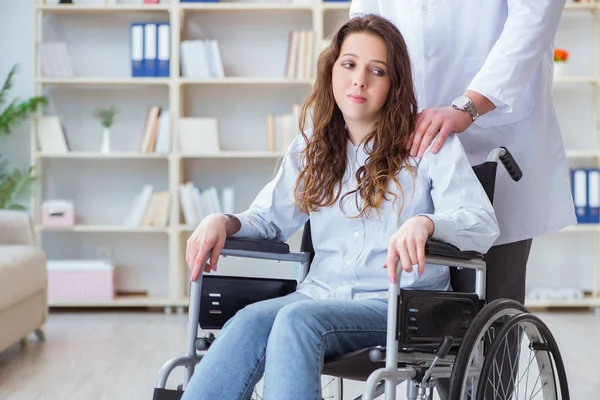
[420,336,453,387]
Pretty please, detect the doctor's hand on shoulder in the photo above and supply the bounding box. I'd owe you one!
[385,216,435,285]
[408,90,497,158]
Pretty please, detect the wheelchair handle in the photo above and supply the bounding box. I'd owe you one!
[487,147,522,182]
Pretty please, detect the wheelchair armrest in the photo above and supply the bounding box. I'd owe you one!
[425,239,482,260]
[219,237,309,264]
[223,237,290,254]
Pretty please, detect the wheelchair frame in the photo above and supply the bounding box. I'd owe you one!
[154,147,568,400]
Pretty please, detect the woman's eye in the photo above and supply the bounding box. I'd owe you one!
[373,68,385,76]
[342,61,354,68]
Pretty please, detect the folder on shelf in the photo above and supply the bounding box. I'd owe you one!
[36,116,69,154]
[131,23,145,77]
[587,168,600,224]
[572,168,588,223]
[157,22,170,77]
[143,23,158,77]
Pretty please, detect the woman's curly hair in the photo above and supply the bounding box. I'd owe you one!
[294,14,418,218]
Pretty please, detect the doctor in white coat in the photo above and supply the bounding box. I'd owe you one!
[348,1,576,397]
[348,0,576,304]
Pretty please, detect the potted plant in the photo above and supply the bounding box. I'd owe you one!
[0,64,47,210]
[553,48,569,79]
[94,105,119,154]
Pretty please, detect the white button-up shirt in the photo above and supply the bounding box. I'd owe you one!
[349,0,577,245]
[232,133,499,300]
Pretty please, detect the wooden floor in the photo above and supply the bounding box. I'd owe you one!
[0,309,598,400]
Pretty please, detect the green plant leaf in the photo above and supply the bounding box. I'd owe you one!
[0,64,17,110]
[0,158,36,210]
[0,96,48,136]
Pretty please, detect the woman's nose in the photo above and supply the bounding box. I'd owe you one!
[352,71,367,88]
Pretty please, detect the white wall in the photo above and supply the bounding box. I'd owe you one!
[0,0,35,170]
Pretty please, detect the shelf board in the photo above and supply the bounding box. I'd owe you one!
[565,149,600,158]
[559,224,600,233]
[35,152,169,159]
[36,77,171,86]
[36,4,171,13]
[553,76,598,84]
[180,2,314,11]
[563,2,599,11]
[48,295,177,308]
[526,297,600,308]
[35,225,169,233]
[181,151,285,159]
[180,77,313,85]
[321,2,351,11]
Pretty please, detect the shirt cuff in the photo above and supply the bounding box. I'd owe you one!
[417,213,456,245]
[229,212,256,238]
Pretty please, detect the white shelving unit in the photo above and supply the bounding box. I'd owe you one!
[31,0,600,310]
[526,1,600,310]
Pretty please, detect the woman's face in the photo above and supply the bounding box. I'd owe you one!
[332,32,391,127]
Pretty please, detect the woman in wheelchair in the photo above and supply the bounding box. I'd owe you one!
[182,14,499,400]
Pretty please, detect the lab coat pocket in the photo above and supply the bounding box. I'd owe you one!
[461,56,536,130]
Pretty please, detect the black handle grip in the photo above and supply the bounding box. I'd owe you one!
[436,336,454,359]
[500,147,523,182]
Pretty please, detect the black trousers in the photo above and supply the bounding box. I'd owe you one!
[436,238,533,399]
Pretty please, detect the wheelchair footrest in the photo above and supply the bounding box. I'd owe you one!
[153,388,183,400]
[398,290,481,347]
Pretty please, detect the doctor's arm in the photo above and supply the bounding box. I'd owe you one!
[410,0,566,157]
[467,0,566,114]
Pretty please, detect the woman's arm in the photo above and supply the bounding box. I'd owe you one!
[229,135,309,242]
[418,135,500,254]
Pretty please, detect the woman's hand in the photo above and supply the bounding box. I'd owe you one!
[186,214,229,282]
[385,216,435,284]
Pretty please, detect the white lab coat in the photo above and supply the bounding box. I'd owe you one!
[349,0,576,245]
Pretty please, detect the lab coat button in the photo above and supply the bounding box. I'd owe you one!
[422,6,427,10]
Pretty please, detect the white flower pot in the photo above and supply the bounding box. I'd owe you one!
[100,128,111,153]
[554,62,567,80]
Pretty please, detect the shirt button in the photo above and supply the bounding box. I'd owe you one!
[425,55,430,60]
[422,6,427,10]
[354,232,360,237]
[346,260,352,265]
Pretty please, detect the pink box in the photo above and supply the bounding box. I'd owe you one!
[42,200,75,228]
[47,260,115,303]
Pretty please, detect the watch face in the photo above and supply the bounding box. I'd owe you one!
[454,96,470,108]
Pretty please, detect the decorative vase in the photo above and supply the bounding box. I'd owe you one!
[100,128,111,153]
[553,62,567,80]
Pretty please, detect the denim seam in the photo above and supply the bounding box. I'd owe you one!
[238,349,267,400]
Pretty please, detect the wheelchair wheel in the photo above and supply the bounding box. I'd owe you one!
[475,312,569,400]
[250,375,343,400]
[448,298,528,399]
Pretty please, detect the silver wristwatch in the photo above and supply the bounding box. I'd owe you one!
[451,95,479,122]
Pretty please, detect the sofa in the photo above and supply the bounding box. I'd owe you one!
[0,210,47,353]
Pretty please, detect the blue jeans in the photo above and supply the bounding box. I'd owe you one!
[181,291,388,400]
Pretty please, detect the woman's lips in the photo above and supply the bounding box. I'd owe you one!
[348,94,366,104]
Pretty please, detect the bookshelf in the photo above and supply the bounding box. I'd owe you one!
[31,0,600,310]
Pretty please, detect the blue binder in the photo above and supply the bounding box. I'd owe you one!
[157,22,170,77]
[130,23,144,77]
[587,168,600,224]
[571,168,588,223]
[143,23,158,77]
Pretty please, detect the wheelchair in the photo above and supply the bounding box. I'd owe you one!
[154,147,570,400]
